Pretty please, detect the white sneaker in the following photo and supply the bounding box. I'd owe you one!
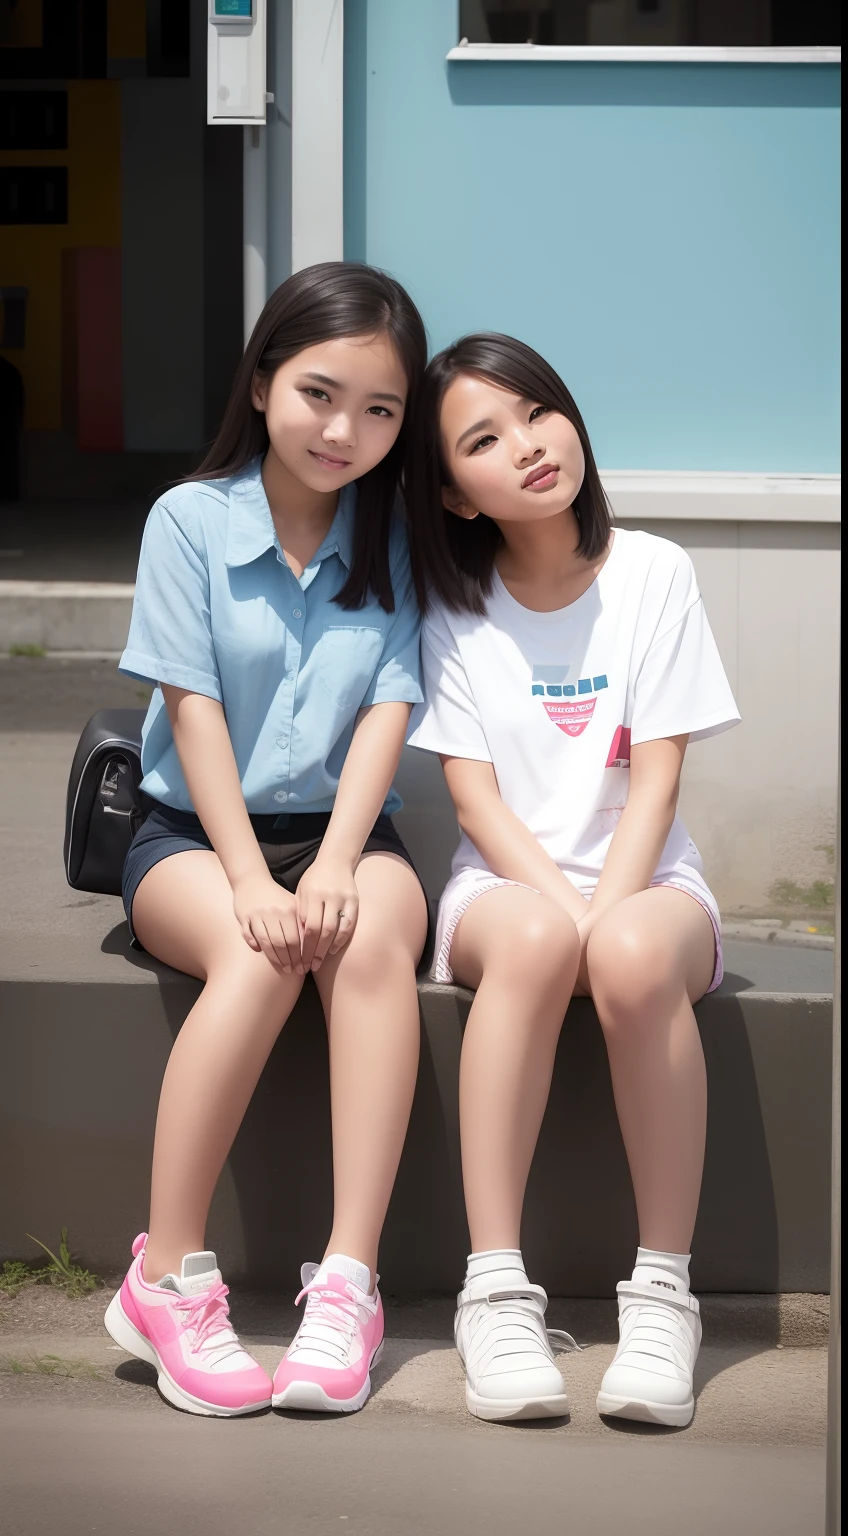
[596,1280,702,1427]
[455,1272,578,1422]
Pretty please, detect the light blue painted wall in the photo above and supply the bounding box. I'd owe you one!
[344,0,840,472]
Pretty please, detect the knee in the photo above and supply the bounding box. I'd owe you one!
[587,920,679,1024]
[500,906,580,988]
[205,940,300,1002]
[334,925,416,992]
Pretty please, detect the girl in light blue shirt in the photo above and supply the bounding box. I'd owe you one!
[105,264,428,1418]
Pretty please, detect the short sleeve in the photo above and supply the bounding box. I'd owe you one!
[631,555,740,746]
[361,542,424,707]
[119,498,223,701]
[407,605,492,761]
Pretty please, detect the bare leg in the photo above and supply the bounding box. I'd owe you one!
[313,853,428,1279]
[132,851,304,1282]
[450,888,580,1253]
[585,888,716,1254]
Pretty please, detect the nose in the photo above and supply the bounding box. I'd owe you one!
[324,413,356,450]
[513,425,543,468]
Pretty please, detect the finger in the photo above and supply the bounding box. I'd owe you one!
[241,922,261,951]
[251,916,290,973]
[327,903,357,956]
[299,896,325,973]
[279,907,303,974]
[311,904,342,970]
[266,917,298,974]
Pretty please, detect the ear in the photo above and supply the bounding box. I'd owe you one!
[251,374,268,414]
[441,484,479,521]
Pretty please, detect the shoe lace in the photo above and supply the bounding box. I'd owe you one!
[290,1278,378,1365]
[173,1280,244,1364]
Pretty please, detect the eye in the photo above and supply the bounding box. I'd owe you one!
[529,405,550,422]
[366,405,393,417]
[303,387,331,402]
[469,434,497,453]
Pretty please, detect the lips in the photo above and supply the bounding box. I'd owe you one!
[522,462,558,490]
[309,450,352,470]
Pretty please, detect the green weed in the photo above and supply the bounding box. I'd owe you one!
[0,1353,101,1380]
[26,1229,101,1298]
[0,1261,35,1299]
[8,643,46,658]
[0,1229,101,1300]
[768,877,835,912]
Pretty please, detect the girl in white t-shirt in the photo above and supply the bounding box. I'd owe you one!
[406,333,740,1429]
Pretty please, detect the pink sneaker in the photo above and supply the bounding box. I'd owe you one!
[272,1254,384,1413]
[104,1233,272,1417]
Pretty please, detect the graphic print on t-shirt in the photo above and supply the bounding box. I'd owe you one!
[531,665,608,738]
[606,725,631,767]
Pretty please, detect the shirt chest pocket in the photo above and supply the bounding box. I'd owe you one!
[316,623,385,711]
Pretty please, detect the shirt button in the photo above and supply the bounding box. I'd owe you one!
[274,790,288,804]
[276,736,289,748]
[292,608,302,620]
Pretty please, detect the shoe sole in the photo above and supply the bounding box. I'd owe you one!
[596,1390,695,1427]
[466,1385,570,1423]
[104,1293,271,1418]
[272,1341,383,1414]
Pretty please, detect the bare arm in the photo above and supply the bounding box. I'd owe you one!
[296,701,413,970]
[440,756,589,922]
[162,685,301,971]
[581,733,688,933]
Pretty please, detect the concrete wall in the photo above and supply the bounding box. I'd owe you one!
[617,515,840,912]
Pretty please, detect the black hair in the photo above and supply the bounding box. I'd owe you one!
[406,332,612,615]
[188,262,428,612]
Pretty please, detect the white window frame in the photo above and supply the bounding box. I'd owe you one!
[448,42,841,64]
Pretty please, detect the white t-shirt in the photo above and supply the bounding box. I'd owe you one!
[408,528,740,909]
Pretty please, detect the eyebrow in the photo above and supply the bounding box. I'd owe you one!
[455,418,494,450]
[302,372,404,407]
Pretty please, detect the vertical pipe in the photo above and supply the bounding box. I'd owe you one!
[243,125,268,346]
[826,687,841,1534]
[291,0,344,271]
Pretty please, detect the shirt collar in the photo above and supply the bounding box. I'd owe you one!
[225,458,356,571]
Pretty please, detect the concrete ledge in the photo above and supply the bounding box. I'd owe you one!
[0,963,832,1296]
[0,582,135,652]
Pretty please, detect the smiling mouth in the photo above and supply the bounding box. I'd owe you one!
[522,462,559,490]
[309,450,353,469]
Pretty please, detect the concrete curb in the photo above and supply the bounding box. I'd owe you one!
[0,582,134,652]
[722,922,834,950]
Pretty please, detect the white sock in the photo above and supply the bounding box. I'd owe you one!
[632,1246,691,1294]
[465,1249,526,1283]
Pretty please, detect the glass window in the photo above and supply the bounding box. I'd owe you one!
[459,2,841,47]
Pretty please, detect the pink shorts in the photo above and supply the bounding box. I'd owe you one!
[431,870,723,993]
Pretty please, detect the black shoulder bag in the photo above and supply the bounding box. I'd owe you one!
[64,709,148,896]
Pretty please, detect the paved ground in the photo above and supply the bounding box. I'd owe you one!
[0,1290,829,1536]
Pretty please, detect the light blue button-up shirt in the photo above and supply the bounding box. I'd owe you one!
[119,459,423,816]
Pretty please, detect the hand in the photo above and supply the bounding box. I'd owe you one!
[296,855,360,973]
[233,873,302,973]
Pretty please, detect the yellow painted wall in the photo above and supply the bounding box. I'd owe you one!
[0,81,121,428]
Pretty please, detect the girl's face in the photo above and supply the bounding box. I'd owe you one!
[439,373,585,527]
[252,333,408,490]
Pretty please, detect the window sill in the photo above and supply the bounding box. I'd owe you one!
[599,471,841,523]
[447,44,841,65]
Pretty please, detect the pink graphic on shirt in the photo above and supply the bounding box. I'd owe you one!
[544,696,597,737]
[606,726,631,767]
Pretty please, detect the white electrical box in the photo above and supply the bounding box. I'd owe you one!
[207,0,267,125]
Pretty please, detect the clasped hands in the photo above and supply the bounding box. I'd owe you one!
[232,855,359,975]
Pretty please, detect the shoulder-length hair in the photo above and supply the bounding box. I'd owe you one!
[406,333,612,615]
[187,262,427,612]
